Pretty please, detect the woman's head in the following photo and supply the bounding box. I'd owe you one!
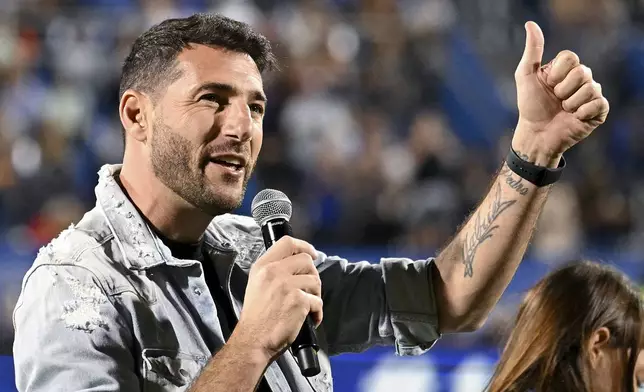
[487,261,644,392]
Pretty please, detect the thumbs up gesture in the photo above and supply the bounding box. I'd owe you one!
[512,22,609,167]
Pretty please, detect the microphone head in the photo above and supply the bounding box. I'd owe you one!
[251,189,293,226]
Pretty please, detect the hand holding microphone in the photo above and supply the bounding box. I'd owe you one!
[231,190,321,377]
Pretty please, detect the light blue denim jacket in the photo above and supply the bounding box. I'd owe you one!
[12,164,441,392]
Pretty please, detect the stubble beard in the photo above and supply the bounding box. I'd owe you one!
[149,120,253,216]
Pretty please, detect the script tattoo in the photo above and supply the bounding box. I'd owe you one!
[500,166,530,195]
[516,150,532,162]
[462,183,517,278]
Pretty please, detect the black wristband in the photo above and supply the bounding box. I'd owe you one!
[505,148,566,187]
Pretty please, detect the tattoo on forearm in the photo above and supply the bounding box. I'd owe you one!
[462,183,517,278]
[500,166,530,195]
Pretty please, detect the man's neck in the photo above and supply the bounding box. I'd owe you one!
[118,160,213,244]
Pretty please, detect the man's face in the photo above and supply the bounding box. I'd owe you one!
[149,44,265,216]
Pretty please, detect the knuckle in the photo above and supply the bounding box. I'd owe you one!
[584,83,596,98]
[602,97,610,111]
[572,65,587,81]
[281,235,294,247]
[295,252,314,267]
[296,291,310,308]
[263,263,279,281]
[250,267,265,282]
[581,65,592,79]
[561,50,580,64]
[593,81,602,94]
[288,236,299,250]
[301,252,314,263]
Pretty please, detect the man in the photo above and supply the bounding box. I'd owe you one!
[12,13,608,392]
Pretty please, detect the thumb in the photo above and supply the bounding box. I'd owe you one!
[516,21,545,76]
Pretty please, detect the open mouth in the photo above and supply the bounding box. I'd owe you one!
[209,158,244,171]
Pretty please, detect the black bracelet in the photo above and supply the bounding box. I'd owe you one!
[505,148,566,187]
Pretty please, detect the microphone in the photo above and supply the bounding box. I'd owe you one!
[251,189,321,377]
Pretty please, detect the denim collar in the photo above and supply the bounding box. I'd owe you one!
[94,164,237,270]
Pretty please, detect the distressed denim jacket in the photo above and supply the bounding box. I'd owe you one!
[13,164,441,392]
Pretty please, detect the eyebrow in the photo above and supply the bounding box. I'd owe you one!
[195,82,267,103]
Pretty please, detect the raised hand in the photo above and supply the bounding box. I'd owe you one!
[512,21,609,167]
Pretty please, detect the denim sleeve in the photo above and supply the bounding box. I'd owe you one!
[13,264,139,392]
[317,254,441,356]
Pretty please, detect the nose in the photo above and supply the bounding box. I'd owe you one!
[221,99,253,142]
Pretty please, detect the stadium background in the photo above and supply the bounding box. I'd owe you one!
[1,0,643,390]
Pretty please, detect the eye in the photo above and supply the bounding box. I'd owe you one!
[249,103,265,115]
[199,93,227,105]
[199,93,217,101]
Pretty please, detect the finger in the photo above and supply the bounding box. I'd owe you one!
[280,253,319,276]
[305,293,324,327]
[259,236,317,264]
[291,274,322,298]
[546,50,580,87]
[574,97,610,122]
[563,82,602,112]
[553,65,593,100]
[516,21,544,76]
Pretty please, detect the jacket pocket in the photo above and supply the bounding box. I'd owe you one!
[141,348,207,392]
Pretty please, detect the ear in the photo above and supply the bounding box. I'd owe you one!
[119,89,152,143]
[587,327,612,369]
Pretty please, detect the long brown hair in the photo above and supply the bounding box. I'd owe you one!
[487,261,643,392]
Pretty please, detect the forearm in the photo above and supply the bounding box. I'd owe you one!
[189,332,271,392]
[428,19,609,333]
[433,144,557,332]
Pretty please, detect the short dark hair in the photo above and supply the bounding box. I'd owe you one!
[119,12,278,106]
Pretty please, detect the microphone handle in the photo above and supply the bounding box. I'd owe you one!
[260,219,321,377]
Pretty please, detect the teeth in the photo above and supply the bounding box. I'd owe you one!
[213,157,242,166]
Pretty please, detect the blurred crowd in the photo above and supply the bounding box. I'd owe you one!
[1,0,644,352]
